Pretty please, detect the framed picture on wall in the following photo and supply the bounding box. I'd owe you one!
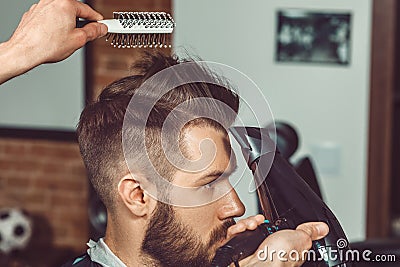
[275,9,352,65]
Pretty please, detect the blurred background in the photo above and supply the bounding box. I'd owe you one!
[0,0,399,266]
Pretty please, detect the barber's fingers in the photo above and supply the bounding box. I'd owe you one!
[72,22,107,45]
[296,222,329,241]
[227,214,265,239]
[73,0,103,21]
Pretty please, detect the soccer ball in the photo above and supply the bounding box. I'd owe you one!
[0,208,32,254]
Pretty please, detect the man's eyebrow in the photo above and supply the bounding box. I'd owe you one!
[199,164,238,180]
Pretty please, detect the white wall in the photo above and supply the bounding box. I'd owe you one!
[0,1,84,131]
[173,0,372,241]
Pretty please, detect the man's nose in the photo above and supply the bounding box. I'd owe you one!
[217,188,245,220]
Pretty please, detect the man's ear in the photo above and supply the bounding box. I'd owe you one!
[117,174,151,217]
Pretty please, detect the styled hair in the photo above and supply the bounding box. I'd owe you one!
[77,52,239,210]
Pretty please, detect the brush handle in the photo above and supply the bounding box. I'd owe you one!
[76,20,96,28]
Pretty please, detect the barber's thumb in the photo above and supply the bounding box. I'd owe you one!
[296,222,329,241]
[80,23,108,42]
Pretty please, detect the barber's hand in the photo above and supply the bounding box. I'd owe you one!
[240,222,329,267]
[0,0,107,84]
[11,0,107,64]
[227,214,266,240]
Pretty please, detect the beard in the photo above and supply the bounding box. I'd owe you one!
[141,202,235,267]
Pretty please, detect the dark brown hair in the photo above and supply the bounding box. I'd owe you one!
[77,52,239,210]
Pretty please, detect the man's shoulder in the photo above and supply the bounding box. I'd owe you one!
[61,253,103,267]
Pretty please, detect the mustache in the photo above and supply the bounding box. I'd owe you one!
[208,219,236,246]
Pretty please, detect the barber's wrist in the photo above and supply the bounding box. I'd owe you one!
[0,40,40,83]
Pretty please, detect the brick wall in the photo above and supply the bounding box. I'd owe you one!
[0,138,87,265]
[0,0,171,265]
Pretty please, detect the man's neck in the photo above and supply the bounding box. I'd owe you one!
[104,217,148,267]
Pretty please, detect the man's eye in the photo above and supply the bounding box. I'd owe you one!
[204,182,213,189]
[200,175,230,191]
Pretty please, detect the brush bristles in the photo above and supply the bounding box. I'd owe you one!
[105,32,172,48]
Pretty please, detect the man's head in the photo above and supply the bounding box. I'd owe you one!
[77,53,245,266]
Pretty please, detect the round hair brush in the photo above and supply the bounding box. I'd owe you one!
[77,11,175,48]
